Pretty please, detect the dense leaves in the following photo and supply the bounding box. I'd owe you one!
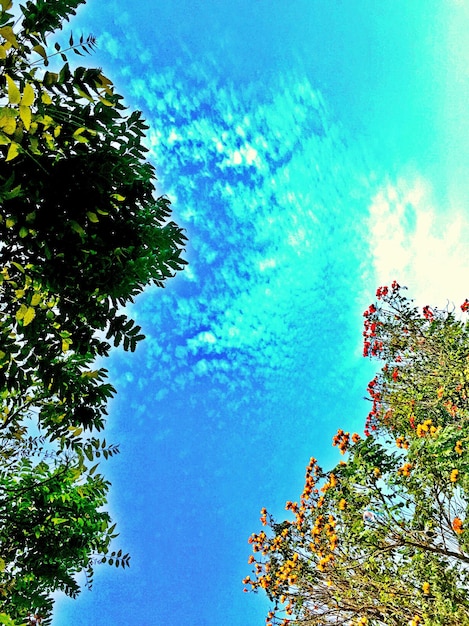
[0,0,187,623]
[247,284,469,626]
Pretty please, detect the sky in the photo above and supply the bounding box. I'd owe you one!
[50,1,469,624]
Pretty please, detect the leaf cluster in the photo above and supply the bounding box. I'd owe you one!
[247,285,469,626]
[0,0,187,623]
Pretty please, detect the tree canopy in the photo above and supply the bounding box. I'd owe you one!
[0,0,187,623]
[246,283,469,626]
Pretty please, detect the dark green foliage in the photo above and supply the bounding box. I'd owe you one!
[0,0,187,622]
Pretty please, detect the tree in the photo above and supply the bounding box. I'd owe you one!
[0,0,187,622]
[245,283,469,626]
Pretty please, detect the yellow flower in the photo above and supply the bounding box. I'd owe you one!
[450,469,459,483]
[437,386,444,399]
[373,467,381,478]
[455,440,463,455]
[422,581,430,595]
[338,498,347,511]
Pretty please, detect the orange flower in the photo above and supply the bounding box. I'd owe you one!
[450,469,459,483]
[338,498,347,511]
[398,463,412,477]
[452,517,464,534]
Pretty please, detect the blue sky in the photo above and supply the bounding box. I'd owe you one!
[51,1,469,625]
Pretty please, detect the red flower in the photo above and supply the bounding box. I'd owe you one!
[392,368,399,381]
[376,286,388,299]
[461,299,469,312]
[423,305,434,321]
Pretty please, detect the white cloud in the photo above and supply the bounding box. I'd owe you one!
[367,175,469,309]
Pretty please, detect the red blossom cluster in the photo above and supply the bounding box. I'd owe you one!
[363,309,383,357]
[376,281,400,300]
[364,376,381,437]
[461,299,469,312]
[422,305,434,321]
[332,429,350,454]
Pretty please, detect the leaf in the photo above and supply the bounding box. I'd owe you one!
[0,26,18,49]
[30,293,41,306]
[99,97,114,107]
[23,306,36,326]
[73,127,89,143]
[0,45,6,59]
[19,226,28,238]
[33,44,48,63]
[89,463,99,476]
[21,83,35,107]
[87,211,99,223]
[70,220,85,236]
[5,142,20,161]
[0,107,17,135]
[5,75,20,105]
[15,304,28,321]
[19,104,31,130]
[41,92,53,105]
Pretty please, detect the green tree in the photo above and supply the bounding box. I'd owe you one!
[246,284,469,626]
[0,0,187,622]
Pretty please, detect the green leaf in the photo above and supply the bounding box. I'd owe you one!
[70,220,85,236]
[30,292,41,306]
[0,26,18,48]
[19,104,31,130]
[21,83,35,107]
[0,107,17,135]
[15,303,28,321]
[5,141,20,161]
[87,211,99,223]
[23,306,36,326]
[33,44,48,63]
[5,75,20,105]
